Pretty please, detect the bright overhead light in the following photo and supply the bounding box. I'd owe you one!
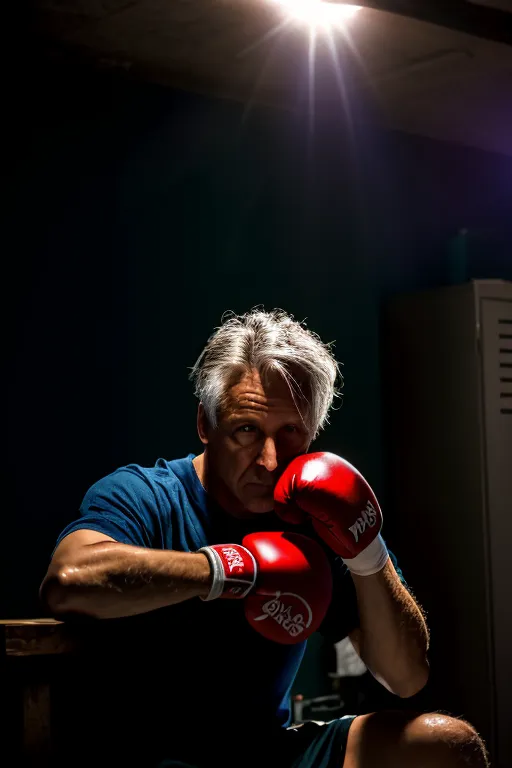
[270,1,362,27]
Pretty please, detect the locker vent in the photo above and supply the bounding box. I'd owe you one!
[499,317,512,415]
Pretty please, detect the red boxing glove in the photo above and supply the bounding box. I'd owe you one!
[199,531,332,645]
[273,452,389,576]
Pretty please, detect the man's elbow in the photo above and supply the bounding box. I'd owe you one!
[39,569,69,617]
[39,567,94,620]
[397,661,430,698]
[371,660,430,699]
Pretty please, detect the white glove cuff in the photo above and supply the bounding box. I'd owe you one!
[199,546,225,601]
[342,534,389,576]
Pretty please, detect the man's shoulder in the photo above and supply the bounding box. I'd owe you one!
[79,459,189,522]
[99,455,192,493]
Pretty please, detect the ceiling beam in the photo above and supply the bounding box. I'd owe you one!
[349,1,512,46]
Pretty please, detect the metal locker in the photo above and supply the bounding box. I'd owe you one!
[382,279,512,767]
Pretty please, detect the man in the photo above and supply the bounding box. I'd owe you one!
[40,309,489,768]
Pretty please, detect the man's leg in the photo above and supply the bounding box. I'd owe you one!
[343,710,489,768]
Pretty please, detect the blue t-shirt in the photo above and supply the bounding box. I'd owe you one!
[55,454,407,755]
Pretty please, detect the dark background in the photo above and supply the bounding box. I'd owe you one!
[3,48,512,712]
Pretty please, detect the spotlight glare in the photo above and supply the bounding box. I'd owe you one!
[270,1,362,28]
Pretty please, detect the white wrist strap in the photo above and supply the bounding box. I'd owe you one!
[343,534,389,576]
[199,546,225,601]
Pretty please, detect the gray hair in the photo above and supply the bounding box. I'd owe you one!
[189,308,343,440]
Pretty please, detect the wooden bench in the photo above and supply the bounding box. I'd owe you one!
[0,619,79,765]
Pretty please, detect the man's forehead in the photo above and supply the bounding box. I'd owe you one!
[222,369,303,417]
[235,369,290,395]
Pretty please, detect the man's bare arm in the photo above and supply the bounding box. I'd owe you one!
[348,559,430,698]
[40,529,212,620]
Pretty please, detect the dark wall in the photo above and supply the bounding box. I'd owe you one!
[4,59,512,624]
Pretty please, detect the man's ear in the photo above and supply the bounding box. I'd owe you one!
[197,403,209,445]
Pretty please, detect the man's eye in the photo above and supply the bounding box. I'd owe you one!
[283,425,298,433]
[237,425,256,434]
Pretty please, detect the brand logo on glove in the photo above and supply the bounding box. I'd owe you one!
[221,546,245,574]
[348,500,378,543]
[254,592,313,638]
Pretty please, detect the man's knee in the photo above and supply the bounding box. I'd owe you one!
[405,712,489,766]
[345,710,489,767]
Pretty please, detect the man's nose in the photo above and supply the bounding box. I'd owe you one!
[257,437,278,473]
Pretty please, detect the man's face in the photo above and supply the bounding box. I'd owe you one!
[199,369,311,517]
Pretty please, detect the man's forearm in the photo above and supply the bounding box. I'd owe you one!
[40,542,212,619]
[351,558,430,698]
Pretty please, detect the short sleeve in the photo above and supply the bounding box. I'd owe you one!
[54,465,165,551]
[319,546,410,644]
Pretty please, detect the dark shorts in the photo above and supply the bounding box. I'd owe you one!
[156,716,357,768]
[282,717,358,767]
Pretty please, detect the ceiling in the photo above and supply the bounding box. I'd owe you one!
[32,0,512,156]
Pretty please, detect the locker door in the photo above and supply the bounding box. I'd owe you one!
[480,296,512,765]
